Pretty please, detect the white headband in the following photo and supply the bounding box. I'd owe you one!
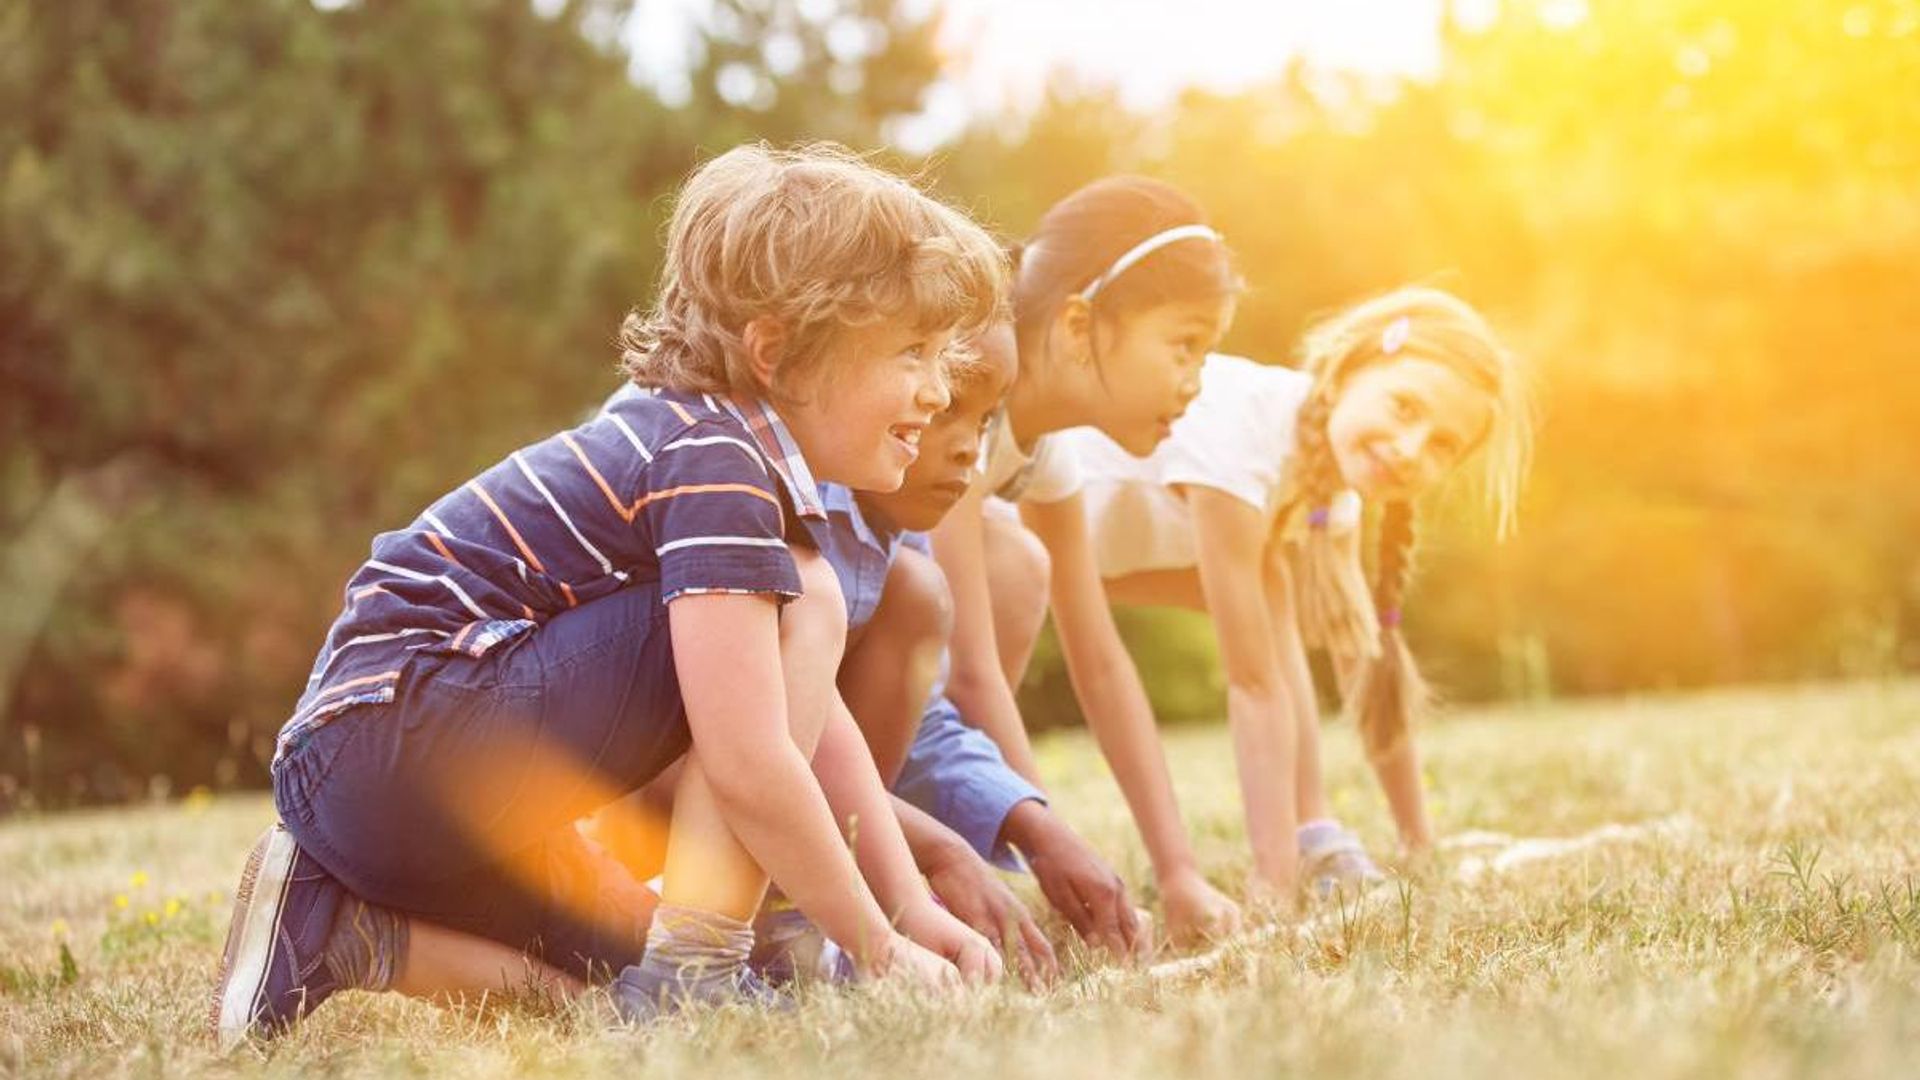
[1077,223,1224,302]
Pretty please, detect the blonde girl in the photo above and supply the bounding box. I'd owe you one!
[1055,286,1533,898]
[930,177,1246,947]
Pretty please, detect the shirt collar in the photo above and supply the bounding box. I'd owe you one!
[818,482,904,558]
[713,393,826,521]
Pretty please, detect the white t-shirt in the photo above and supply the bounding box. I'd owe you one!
[980,409,1082,505]
[1057,353,1361,578]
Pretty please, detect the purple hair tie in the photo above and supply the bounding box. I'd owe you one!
[1306,507,1331,528]
[1380,608,1403,628]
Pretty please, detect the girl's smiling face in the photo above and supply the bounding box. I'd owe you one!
[780,317,955,491]
[1089,294,1235,455]
[1325,355,1493,503]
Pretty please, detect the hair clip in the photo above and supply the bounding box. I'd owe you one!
[1381,316,1411,355]
[1380,607,1403,628]
[1306,506,1331,529]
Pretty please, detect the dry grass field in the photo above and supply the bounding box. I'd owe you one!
[6,679,1920,1078]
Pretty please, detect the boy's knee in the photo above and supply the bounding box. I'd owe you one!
[875,547,954,647]
[985,511,1051,605]
[783,548,849,655]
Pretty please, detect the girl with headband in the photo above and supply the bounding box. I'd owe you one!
[928,177,1247,946]
[1054,285,1533,899]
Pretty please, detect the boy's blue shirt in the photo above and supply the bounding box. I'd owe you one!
[816,482,1045,869]
[278,385,828,763]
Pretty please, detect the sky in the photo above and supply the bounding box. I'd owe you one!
[621,0,1509,150]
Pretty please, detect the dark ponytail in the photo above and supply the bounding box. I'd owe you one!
[1014,177,1237,363]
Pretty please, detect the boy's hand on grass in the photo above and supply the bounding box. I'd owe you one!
[1162,870,1242,948]
[868,931,964,991]
[1004,800,1148,960]
[897,898,1005,986]
[923,838,1059,986]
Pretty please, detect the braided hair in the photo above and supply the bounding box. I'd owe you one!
[1285,286,1532,762]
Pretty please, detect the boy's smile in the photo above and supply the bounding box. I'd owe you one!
[861,322,1019,532]
[781,318,955,491]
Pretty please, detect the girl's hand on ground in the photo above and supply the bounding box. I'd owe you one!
[1162,871,1242,947]
[1243,874,1301,924]
[923,841,1059,986]
[898,899,1005,986]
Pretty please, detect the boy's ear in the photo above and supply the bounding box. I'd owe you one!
[742,317,788,390]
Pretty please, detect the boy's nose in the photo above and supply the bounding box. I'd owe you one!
[916,371,952,415]
[952,426,983,464]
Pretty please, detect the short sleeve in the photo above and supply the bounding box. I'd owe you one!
[1018,434,1085,505]
[1154,428,1271,511]
[639,420,801,603]
[1156,355,1301,513]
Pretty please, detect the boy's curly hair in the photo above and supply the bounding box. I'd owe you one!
[620,143,1008,403]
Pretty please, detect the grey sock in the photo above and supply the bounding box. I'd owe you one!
[612,903,770,1021]
[322,896,408,991]
[641,903,755,974]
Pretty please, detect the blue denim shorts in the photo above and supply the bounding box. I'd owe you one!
[273,581,689,980]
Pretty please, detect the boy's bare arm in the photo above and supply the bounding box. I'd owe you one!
[668,593,896,964]
[892,793,1058,983]
[811,697,1003,983]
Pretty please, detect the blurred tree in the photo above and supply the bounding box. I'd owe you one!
[0,0,946,807]
[3,0,1916,802]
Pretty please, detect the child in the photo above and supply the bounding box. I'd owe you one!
[210,143,1006,1046]
[928,177,1247,946]
[593,322,1147,982]
[834,322,1152,975]
[1053,286,1534,896]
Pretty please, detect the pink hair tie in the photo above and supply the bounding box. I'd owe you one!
[1379,608,1403,628]
[1306,507,1331,528]
[1381,316,1411,355]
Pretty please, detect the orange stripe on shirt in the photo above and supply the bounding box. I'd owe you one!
[424,531,464,569]
[560,432,780,523]
[666,400,696,425]
[351,585,388,602]
[630,483,781,516]
[561,432,636,521]
[449,622,475,652]
[558,581,578,608]
[466,481,548,575]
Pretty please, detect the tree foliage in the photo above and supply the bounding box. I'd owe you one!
[3,0,1915,804]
